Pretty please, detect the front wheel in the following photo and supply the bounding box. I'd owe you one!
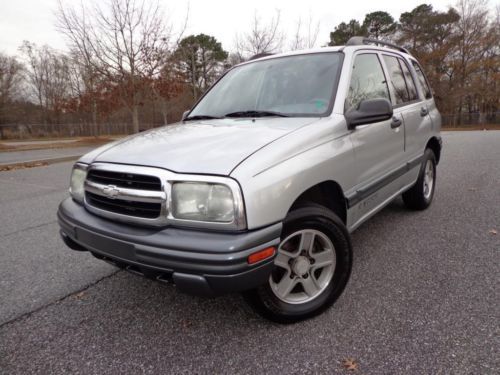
[243,204,352,323]
[402,149,437,210]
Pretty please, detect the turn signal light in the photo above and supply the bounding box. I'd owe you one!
[247,247,276,264]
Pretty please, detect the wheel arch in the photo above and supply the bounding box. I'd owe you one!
[426,136,442,164]
[288,180,347,224]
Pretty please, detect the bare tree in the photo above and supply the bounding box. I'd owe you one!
[452,0,496,122]
[0,53,23,107]
[289,14,320,50]
[19,41,71,125]
[235,10,284,58]
[56,0,187,133]
[0,53,24,137]
[65,50,101,135]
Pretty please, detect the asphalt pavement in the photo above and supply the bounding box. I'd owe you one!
[0,146,95,166]
[0,131,498,374]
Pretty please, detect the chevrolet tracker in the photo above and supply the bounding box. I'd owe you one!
[58,37,442,323]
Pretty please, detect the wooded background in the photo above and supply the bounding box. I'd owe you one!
[0,0,498,139]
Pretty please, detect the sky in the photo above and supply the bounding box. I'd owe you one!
[0,0,460,56]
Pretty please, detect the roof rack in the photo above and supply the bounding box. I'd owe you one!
[249,52,274,60]
[345,36,410,54]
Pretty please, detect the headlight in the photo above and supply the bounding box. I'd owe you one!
[172,182,236,223]
[69,163,88,203]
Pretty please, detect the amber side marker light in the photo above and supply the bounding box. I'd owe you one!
[247,247,276,264]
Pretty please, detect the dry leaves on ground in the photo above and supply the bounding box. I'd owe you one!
[342,358,358,371]
[0,162,48,171]
[74,291,86,300]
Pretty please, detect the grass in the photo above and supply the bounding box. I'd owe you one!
[0,136,117,153]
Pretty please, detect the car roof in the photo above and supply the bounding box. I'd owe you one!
[240,41,412,66]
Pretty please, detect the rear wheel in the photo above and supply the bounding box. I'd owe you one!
[402,149,436,210]
[244,204,352,323]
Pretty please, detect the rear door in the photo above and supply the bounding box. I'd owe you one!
[408,59,438,157]
[381,53,433,163]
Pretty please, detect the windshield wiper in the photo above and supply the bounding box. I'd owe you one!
[224,110,289,118]
[184,115,223,121]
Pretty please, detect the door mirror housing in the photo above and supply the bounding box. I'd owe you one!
[345,98,393,129]
[181,110,190,121]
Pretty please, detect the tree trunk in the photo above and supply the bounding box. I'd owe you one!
[161,99,168,126]
[92,99,98,137]
[191,53,197,100]
[132,105,140,133]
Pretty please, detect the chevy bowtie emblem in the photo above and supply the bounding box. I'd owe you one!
[102,185,120,199]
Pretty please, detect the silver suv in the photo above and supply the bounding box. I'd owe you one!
[58,37,442,323]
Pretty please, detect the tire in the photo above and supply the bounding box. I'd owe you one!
[402,148,437,210]
[243,203,352,324]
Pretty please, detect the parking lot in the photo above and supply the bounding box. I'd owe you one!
[0,131,498,374]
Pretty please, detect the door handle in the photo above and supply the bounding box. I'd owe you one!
[391,117,402,129]
[420,107,428,117]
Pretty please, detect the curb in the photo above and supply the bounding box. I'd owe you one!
[0,155,82,170]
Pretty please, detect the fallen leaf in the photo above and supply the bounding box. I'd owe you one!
[75,291,86,299]
[489,229,497,235]
[342,358,358,371]
[0,162,48,172]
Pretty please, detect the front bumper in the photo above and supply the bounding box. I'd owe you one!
[58,198,282,296]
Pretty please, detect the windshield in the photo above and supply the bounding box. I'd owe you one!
[188,52,342,118]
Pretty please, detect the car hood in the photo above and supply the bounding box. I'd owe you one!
[89,117,320,175]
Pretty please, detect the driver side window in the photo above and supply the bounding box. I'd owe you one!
[345,54,390,113]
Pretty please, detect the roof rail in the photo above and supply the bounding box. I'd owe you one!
[346,36,410,54]
[249,52,274,60]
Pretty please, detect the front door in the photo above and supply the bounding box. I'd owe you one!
[346,52,405,218]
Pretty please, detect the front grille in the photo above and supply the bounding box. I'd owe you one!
[86,191,161,219]
[87,170,162,191]
[82,163,242,229]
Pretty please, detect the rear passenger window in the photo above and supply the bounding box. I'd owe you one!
[383,55,413,105]
[412,61,432,99]
[399,59,418,101]
[345,54,390,112]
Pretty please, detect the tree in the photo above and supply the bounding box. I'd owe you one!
[289,14,320,50]
[56,0,186,133]
[175,34,228,100]
[0,53,24,138]
[451,0,498,122]
[235,10,284,58]
[397,4,460,113]
[19,41,71,125]
[149,57,186,124]
[362,11,397,40]
[328,20,365,46]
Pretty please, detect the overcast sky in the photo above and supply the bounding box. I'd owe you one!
[0,0,462,56]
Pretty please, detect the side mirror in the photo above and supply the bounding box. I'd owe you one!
[345,98,393,129]
[181,110,190,121]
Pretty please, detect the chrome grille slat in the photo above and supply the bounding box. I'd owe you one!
[85,180,165,203]
[87,169,161,191]
[86,192,161,219]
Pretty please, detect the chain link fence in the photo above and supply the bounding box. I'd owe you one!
[0,122,162,139]
[441,112,499,128]
[0,112,498,140]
